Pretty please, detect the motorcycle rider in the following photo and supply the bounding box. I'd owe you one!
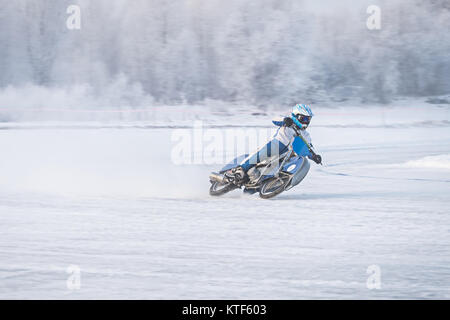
[225,104,322,184]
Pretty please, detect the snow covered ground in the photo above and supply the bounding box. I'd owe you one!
[0,105,450,299]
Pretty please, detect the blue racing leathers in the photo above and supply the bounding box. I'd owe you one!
[240,118,315,172]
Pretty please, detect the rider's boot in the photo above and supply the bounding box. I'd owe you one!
[224,166,249,185]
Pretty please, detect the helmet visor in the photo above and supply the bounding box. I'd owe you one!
[295,114,311,125]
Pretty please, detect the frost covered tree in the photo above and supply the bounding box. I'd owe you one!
[0,0,448,106]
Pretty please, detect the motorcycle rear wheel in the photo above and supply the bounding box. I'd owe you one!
[209,181,238,196]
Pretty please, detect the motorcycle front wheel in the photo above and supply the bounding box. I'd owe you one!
[259,176,290,199]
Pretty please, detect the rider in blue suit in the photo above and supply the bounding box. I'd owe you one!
[225,104,322,183]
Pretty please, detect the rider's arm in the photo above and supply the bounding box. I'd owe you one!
[303,133,322,164]
[297,130,322,164]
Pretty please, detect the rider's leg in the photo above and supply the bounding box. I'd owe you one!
[225,140,288,183]
[241,140,288,172]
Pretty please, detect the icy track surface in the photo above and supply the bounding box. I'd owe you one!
[1,106,450,299]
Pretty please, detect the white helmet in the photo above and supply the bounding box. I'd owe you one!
[291,104,314,129]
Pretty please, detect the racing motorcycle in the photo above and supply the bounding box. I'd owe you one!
[209,135,319,199]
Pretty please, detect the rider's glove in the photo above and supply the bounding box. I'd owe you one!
[283,117,293,127]
[311,154,322,164]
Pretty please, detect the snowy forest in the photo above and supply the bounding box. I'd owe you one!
[0,0,449,108]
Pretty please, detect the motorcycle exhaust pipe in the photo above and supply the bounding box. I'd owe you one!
[209,172,226,183]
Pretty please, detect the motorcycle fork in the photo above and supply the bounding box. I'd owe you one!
[275,148,294,178]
